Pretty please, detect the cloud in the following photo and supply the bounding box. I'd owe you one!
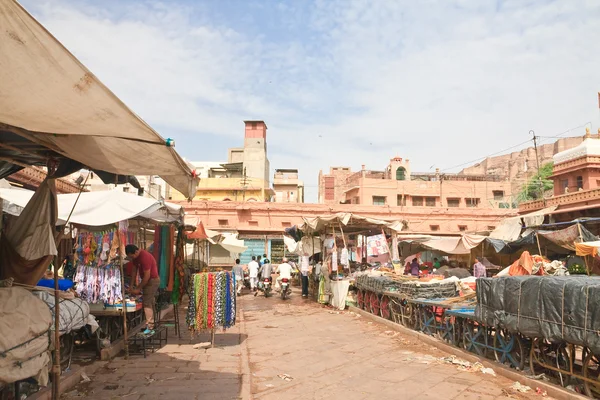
[21,0,600,201]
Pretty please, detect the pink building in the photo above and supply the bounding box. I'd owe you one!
[520,128,600,222]
[320,157,513,213]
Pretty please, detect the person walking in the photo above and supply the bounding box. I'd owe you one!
[248,256,259,293]
[232,258,244,296]
[126,245,160,335]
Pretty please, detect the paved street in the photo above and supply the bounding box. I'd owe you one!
[64,287,548,400]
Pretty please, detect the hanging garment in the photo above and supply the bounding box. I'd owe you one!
[340,248,349,267]
[331,250,338,272]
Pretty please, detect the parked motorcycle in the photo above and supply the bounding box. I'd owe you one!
[263,278,272,297]
[280,278,291,300]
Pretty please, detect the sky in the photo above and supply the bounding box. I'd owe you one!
[21,0,600,201]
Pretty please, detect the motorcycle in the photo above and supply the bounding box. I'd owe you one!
[280,278,291,300]
[263,278,272,297]
[243,270,251,289]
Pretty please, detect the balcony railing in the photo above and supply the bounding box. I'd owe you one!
[519,187,600,212]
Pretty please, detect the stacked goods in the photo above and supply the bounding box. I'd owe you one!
[355,274,404,292]
[356,273,458,299]
[397,280,458,299]
[475,276,600,354]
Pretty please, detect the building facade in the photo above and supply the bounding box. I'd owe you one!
[319,157,513,211]
[177,200,516,266]
[169,120,273,202]
[273,169,304,203]
[520,128,600,222]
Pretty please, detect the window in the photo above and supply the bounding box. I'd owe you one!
[397,195,407,206]
[447,198,460,207]
[372,196,386,206]
[466,198,480,208]
[488,225,496,231]
[324,177,335,200]
[430,225,440,231]
[412,196,423,206]
[281,221,292,227]
[560,179,568,193]
[577,176,583,190]
[492,190,504,200]
[396,167,406,181]
[353,197,360,204]
[249,221,258,226]
[458,225,468,232]
[425,197,436,207]
[218,219,229,227]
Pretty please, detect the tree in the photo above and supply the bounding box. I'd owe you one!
[518,162,554,202]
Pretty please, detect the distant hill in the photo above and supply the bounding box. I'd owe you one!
[459,137,583,196]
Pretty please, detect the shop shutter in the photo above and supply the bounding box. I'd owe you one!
[239,239,265,264]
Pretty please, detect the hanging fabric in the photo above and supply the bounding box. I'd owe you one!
[186,271,236,334]
[331,249,338,272]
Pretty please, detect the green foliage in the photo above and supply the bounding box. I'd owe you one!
[518,162,554,202]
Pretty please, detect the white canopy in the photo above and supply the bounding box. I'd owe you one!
[299,213,404,233]
[0,187,183,226]
[0,0,198,198]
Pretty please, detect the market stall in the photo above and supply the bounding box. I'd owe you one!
[0,1,198,393]
[288,213,405,309]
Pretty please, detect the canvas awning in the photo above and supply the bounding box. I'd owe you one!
[0,0,198,198]
[489,206,558,242]
[0,187,183,225]
[299,213,404,233]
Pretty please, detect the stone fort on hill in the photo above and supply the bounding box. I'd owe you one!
[459,137,583,192]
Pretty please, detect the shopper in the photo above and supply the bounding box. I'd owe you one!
[232,258,244,296]
[126,244,160,335]
[473,258,487,278]
[248,256,259,292]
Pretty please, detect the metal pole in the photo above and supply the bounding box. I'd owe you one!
[116,224,129,359]
[52,256,60,400]
[530,130,546,206]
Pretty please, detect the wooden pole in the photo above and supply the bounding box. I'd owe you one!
[116,224,129,359]
[535,232,543,257]
[52,256,60,400]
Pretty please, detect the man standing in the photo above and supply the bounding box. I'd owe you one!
[300,256,310,298]
[276,258,293,291]
[232,258,244,296]
[126,245,160,335]
[257,255,262,267]
[248,256,259,293]
[473,258,487,278]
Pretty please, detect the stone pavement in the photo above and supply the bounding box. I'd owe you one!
[62,311,246,400]
[62,288,550,400]
[244,289,547,400]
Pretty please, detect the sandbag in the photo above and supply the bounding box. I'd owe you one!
[0,287,52,386]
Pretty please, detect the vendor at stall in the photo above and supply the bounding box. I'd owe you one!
[125,244,160,335]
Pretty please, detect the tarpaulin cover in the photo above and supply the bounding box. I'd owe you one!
[508,251,539,276]
[299,213,404,233]
[32,290,94,336]
[489,206,558,242]
[475,276,600,354]
[0,0,198,198]
[576,241,600,257]
[538,224,597,251]
[0,287,52,385]
[0,187,183,225]
[0,179,58,285]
